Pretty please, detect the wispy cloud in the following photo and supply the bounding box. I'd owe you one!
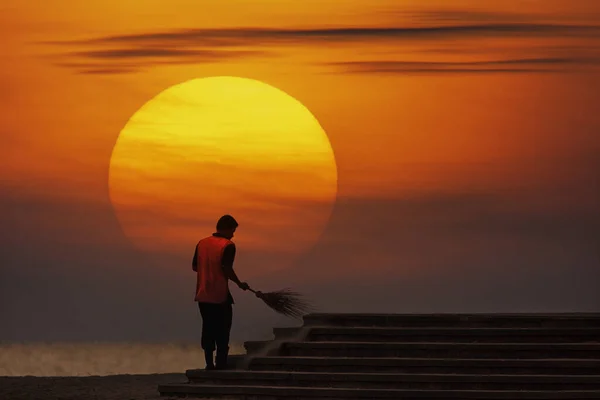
[71,48,265,61]
[74,48,218,59]
[46,9,600,74]
[74,23,599,46]
[328,56,600,74]
[407,9,554,24]
[78,68,137,75]
[55,49,268,74]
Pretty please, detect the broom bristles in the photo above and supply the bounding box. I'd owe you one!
[256,288,314,319]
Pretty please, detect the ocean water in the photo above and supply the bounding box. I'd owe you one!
[0,342,244,377]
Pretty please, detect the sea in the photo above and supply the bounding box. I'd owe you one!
[0,342,244,377]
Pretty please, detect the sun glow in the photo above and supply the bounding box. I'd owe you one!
[109,76,338,271]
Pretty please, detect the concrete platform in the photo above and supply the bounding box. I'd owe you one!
[184,370,600,390]
[272,326,600,343]
[302,313,600,328]
[158,384,600,399]
[159,313,600,399]
[275,341,600,358]
[245,356,600,374]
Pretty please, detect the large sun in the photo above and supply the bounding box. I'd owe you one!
[109,76,338,274]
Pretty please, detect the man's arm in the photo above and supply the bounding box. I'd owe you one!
[192,244,198,272]
[221,244,248,290]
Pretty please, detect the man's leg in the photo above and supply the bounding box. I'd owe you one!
[215,303,233,369]
[198,302,217,370]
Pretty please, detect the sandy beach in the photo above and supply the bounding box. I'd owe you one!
[0,373,188,400]
[0,343,240,400]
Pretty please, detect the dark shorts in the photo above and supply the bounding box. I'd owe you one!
[198,302,233,352]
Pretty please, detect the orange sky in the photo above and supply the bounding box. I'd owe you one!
[1,0,599,341]
[3,0,599,200]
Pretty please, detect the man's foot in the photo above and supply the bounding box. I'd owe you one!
[215,347,229,370]
[204,350,215,371]
[205,364,216,371]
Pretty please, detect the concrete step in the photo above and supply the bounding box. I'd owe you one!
[286,342,600,359]
[221,354,246,369]
[247,356,600,375]
[246,341,600,358]
[185,370,600,390]
[245,340,280,356]
[302,313,600,328]
[272,326,600,343]
[158,384,600,399]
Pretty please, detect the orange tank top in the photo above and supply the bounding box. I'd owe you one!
[194,236,232,303]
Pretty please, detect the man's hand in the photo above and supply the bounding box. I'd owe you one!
[237,281,249,291]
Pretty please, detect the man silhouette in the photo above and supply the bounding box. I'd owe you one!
[192,214,249,370]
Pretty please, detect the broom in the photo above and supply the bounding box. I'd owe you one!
[247,286,315,319]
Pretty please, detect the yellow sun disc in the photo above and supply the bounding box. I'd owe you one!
[109,76,338,274]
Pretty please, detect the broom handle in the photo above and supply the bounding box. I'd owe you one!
[243,284,257,293]
[244,285,263,298]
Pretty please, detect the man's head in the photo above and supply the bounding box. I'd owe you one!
[216,214,238,239]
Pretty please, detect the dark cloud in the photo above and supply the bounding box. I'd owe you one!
[407,9,549,24]
[77,48,208,59]
[79,68,137,75]
[2,148,599,343]
[0,184,323,342]
[253,190,600,314]
[256,152,600,279]
[54,49,267,74]
[47,19,600,74]
[80,24,599,45]
[72,48,264,61]
[320,192,598,256]
[328,56,600,74]
[246,153,600,315]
